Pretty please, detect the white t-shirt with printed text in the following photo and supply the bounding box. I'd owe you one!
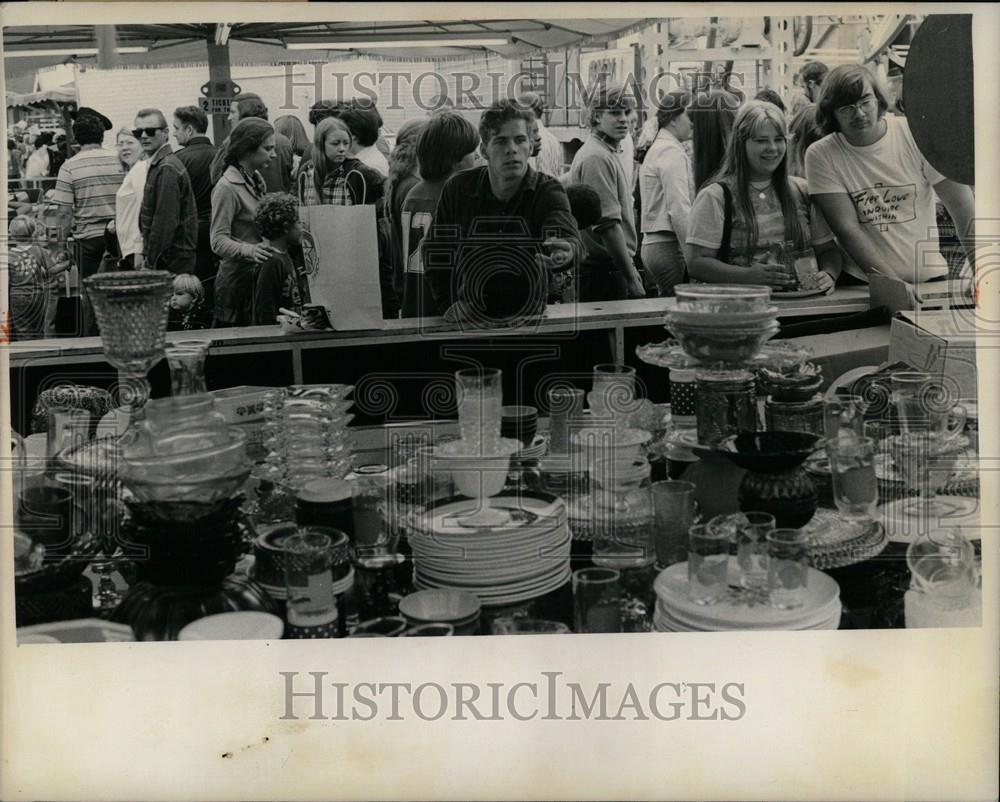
[805,115,947,283]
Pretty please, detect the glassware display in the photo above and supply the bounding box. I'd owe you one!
[83,271,173,434]
[708,511,776,591]
[573,567,622,633]
[455,368,503,455]
[767,528,809,609]
[590,456,655,568]
[651,480,697,568]
[825,436,878,520]
[687,523,729,604]
[433,437,520,527]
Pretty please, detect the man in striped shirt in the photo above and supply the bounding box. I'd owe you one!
[51,113,124,336]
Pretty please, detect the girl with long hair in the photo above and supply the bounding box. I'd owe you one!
[210,117,280,326]
[686,100,840,291]
[298,116,385,207]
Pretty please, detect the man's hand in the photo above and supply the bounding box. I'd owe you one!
[625,273,646,299]
[537,237,574,271]
[816,270,836,295]
[251,243,278,264]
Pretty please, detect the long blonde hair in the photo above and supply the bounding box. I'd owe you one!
[709,100,805,253]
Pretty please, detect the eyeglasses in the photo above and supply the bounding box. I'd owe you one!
[131,126,166,139]
[835,95,877,116]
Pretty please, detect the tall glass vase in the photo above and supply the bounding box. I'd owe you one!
[165,339,211,396]
[84,271,172,436]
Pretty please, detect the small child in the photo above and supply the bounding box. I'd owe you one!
[167,273,210,330]
[6,215,69,340]
[252,193,310,326]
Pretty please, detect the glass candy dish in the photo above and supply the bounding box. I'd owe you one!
[673,284,772,313]
[665,320,780,366]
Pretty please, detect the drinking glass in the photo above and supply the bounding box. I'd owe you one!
[891,372,966,436]
[455,368,503,455]
[735,512,776,591]
[651,480,696,568]
[165,339,211,396]
[767,528,809,609]
[284,531,340,639]
[687,523,730,604]
[823,394,866,441]
[589,364,636,420]
[826,436,878,519]
[892,429,966,530]
[572,567,622,633]
[350,465,394,558]
[547,386,585,455]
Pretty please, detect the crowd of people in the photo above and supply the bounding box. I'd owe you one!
[5,60,976,339]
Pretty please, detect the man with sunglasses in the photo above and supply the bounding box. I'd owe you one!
[134,108,198,274]
[806,64,975,285]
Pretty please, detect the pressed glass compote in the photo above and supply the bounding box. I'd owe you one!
[84,271,173,438]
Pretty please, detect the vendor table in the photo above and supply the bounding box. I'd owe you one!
[6,289,879,432]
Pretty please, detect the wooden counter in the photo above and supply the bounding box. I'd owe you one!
[5,287,871,372]
[4,288,879,432]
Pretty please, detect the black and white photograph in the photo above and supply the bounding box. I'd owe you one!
[1,3,997,800]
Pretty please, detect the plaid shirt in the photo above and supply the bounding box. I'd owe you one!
[297,158,385,206]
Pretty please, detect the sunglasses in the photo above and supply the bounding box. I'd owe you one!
[132,126,166,138]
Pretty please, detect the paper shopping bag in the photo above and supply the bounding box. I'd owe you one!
[297,202,385,331]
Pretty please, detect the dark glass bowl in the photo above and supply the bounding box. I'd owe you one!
[717,431,824,473]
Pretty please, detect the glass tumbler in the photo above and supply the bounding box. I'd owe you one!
[767,528,809,609]
[589,364,636,420]
[455,368,503,455]
[572,567,622,633]
[651,480,696,568]
[826,436,878,519]
[687,523,730,604]
[590,456,655,568]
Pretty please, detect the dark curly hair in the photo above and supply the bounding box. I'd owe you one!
[254,192,299,240]
[72,114,105,146]
[478,99,535,150]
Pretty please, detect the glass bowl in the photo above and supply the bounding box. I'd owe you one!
[717,430,824,472]
[122,462,251,506]
[667,320,780,365]
[665,306,778,329]
[674,284,772,313]
[124,428,248,481]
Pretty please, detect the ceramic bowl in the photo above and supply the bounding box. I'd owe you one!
[178,612,284,641]
[399,589,482,628]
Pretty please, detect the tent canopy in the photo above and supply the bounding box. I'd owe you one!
[4,19,657,75]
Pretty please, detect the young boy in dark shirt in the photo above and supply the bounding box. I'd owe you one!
[251,193,310,326]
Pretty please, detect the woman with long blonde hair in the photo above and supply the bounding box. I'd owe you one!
[298,116,384,207]
[686,100,840,291]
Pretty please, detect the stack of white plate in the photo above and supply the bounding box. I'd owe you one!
[652,559,842,632]
[407,493,571,607]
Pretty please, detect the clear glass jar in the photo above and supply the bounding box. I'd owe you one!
[695,370,757,446]
[590,456,655,568]
[765,395,825,436]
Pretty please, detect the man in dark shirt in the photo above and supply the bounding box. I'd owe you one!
[209,93,294,193]
[172,105,218,302]
[423,99,583,327]
[134,108,198,273]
